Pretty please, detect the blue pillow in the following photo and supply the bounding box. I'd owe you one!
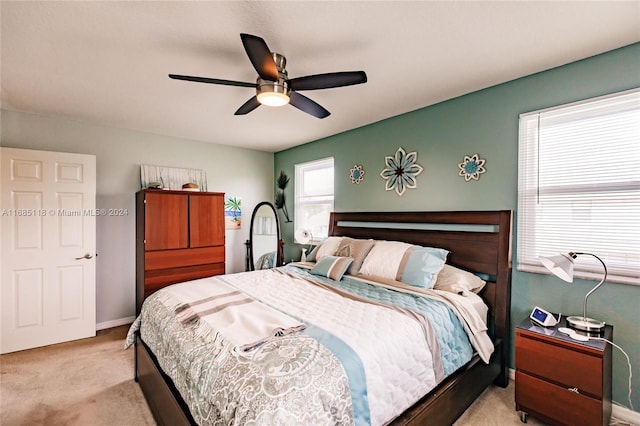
[398,246,449,289]
[310,256,354,281]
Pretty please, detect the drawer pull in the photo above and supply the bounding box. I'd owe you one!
[568,387,580,393]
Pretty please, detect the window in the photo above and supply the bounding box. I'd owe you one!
[295,157,334,243]
[518,88,640,285]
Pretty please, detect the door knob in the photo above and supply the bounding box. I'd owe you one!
[75,253,93,260]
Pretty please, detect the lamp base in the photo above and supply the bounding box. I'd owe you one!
[567,316,605,334]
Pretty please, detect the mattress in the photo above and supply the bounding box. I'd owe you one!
[127,264,492,425]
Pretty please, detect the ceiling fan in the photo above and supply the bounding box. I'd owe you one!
[169,33,367,119]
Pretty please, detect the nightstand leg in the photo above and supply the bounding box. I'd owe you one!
[519,411,528,423]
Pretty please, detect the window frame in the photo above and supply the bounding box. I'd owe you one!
[517,88,640,285]
[294,157,335,244]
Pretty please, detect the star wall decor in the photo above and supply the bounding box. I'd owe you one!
[349,164,365,184]
[380,147,423,196]
[458,153,486,181]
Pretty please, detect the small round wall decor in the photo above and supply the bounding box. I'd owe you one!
[458,153,486,181]
[349,164,365,184]
[380,147,424,196]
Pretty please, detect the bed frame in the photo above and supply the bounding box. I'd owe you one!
[135,210,513,426]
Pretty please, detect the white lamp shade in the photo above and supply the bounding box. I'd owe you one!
[539,253,575,282]
[539,251,608,333]
[294,229,312,245]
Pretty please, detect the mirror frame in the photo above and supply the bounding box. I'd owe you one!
[247,201,284,271]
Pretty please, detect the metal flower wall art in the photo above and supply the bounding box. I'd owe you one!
[380,147,424,196]
[458,153,487,181]
[349,164,365,184]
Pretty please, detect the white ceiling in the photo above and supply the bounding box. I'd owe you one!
[1,1,639,153]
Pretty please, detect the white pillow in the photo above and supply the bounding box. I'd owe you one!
[359,241,448,289]
[312,236,344,261]
[433,264,486,295]
[358,241,411,278]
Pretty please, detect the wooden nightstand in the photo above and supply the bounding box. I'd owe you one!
[515,316,613,425]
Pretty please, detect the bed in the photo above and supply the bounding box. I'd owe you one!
[129,210,513,425]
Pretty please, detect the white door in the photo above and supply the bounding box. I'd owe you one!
[1,148,96,353]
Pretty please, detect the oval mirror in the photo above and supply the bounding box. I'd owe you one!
[247,201,283,270]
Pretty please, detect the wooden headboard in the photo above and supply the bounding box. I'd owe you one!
[329,210,513,385]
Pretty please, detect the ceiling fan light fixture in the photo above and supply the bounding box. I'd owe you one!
[256,79,290,107]
[257,91,290,107]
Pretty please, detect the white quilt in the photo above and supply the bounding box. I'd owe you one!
[187,269,434,425]
[129,265,492,425]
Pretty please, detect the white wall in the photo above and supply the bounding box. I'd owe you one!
[1,109,274,327]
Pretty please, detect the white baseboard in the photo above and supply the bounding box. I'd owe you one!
[96,316,136,331]
[612,404,640,425]
[508,368,638,424]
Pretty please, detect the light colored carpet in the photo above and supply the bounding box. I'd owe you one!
[454,380,544,426]
[0,325,623,425]
[1,326,153,426]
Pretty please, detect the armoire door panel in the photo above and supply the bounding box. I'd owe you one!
[144,193,188,250]
[189,194,225,247]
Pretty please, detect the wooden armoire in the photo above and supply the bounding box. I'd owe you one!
[136,189,225,314]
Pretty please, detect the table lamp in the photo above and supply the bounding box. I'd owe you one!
[538,251,607,333]
[294,229,312,262]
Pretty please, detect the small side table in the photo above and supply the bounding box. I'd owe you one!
[514,316,613,425]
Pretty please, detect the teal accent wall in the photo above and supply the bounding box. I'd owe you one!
[275,43,640,411]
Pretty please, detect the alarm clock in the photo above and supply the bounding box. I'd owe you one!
[529,306,559,327]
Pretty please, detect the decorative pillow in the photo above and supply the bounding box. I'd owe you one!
[335,238,375,275]
[359,241,411,277]
[359,241,448,289]
[401,246,449,288]
[309,236,343,261]
[310,255,354,281]
[433,264,486,295]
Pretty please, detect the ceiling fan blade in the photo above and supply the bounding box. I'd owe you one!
[289,91,330,119]
[288,71,367,91]
[234,96,261,115]
[169,74,257,88]
[240,33,279,81]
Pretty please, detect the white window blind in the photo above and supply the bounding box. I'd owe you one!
[518,88,640,285]
[295,157,334,243]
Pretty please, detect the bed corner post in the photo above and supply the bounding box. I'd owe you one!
[493,210,513,388]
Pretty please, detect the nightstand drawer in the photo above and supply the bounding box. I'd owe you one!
[516,334,603,397]
[516,371,603,426]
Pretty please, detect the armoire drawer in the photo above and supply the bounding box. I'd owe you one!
[145,246,225,271]
[144,262,226,296]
